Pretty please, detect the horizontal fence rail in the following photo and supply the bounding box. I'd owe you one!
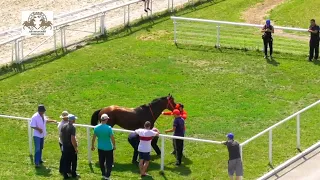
[170,16,310,55]
[0,114,222,172]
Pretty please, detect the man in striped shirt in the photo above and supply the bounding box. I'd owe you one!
[135,121,159,178]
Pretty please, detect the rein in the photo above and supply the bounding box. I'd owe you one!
[149,97,175,126]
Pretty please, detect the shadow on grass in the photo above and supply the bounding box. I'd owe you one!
[35,165,52,177]
[266,57,280,66]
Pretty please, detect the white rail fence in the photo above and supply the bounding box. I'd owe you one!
[171,16,310,55]
[0,114,221,172]
[0,99,319,177]
[0,0,191,65]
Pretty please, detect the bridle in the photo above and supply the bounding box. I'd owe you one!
[149,96,175,124]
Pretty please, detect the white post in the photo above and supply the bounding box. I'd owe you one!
[240,144,243,161]
[150,0,153,17]
[20,39,24,61]
[87,127,92,164]
[216,24,220,48]
[127,5,130,25]
[53,29,57,52]
[174,20,177,44]
[269,129,272,165]
[123,6,126,26]
[11,42,14,62]
[63,28,66,48]
[95,18,97,33]
[160,136,165,171]
[60,27,65,51]
[100,14,106,35]
[168,0,170,11]
[28,119,33,156]
[297,114,300,149]
[15,40,19,63]
[171,0,173,12]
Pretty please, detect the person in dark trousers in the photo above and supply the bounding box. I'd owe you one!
[128,127,161,164]
[261,19,274,59]
[221,133,243,180]
[58,111,69,174]
[165,109,185,166]
[91,114,116,180]
[308,19,319,61]
[60,114,79,179]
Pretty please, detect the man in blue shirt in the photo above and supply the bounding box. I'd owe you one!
[165,109,185,166]
[91,114,116,180]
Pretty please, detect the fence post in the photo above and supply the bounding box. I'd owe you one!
[123,6,126,26]
[128,5,130,25]
[53,29,57,52]
[28,119,33,156]
[14,39,19,63]
[87,127,92,164]
[20,39,24,61]
[11,41,14,62]
[168,0,170,11]
[171,0,174,12]
[95,18,97,33]
[173,19,177,44]
[160,136,165,171]
[216,24,220,48]
[100,13,106,35]
[60,27,65,52]
[150,0,153,18]
[269,129,272,165]
[63,27,66,48]
[297,114,300,149]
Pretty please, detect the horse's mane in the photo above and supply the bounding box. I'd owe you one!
[137,96,168,110]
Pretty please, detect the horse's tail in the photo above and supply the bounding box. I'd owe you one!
[91,109,101,126]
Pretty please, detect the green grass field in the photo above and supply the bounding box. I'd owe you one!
[0,0,319,179]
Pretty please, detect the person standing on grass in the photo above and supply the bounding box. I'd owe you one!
[135,121,159,178]
[128,127,161,165]
[261,19,274,59]
[308,19,319,61]
[61,114,79,179]
[30,104,56,168]
[162,103,187,154]
[58,111,70,174]
[91,114,116,180]
[165,109,185,166]
[221,133,243,180]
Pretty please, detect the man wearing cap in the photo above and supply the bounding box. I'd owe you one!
[91,114,116,180]
[30,104,56,168]
[58,111,70,174]
[60,114,79,179]
[261,19,274,59]
[162,103,187,154]
[308,19,319,61]
[135,121,159,177]
[221,133,243,180]
[165,109,185,166]
[128,127,161,164]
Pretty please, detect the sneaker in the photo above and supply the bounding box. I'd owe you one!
[175,162,181,166]
[141,173,151,178]
[264,56,268,59]
[102,176,110,180]
[72,173,80,178]
[40,160,46,164]
[171,151,176,155]
[35,164,41,168]
[144,9,148,13]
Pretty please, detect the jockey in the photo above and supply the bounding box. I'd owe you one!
[162,103,187,120]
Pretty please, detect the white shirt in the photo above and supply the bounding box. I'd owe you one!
[30,112,48,138]
[57,120,68,144]
[135,129,157,153]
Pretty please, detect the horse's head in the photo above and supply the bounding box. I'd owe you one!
[166,93,176,111]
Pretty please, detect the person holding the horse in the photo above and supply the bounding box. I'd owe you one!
[91,114,116,180]
[135,121,159,177]
[30,104,56,168]
[165,109,185,166]
[128,127,161,164]
[60,114,79,179]
[162,103,187,154]
[58,111,70,174]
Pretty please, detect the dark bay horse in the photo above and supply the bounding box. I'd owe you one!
[91,94,176,130]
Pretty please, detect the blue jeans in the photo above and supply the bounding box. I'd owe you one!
[34,136,44,165]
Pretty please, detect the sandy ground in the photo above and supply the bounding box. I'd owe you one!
[0,0,191,65]
[241,0,308,41]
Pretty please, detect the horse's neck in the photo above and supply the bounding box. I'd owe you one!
[150,101,166,122]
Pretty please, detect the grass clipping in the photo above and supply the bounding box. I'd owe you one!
[138,30,170,41]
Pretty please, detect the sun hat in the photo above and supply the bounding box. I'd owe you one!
[101,114,110,121]
[38,104,46,112]
[60,111,69,118]
[172,109,180,115]
[68,114,77,121]
[226,133,234,139]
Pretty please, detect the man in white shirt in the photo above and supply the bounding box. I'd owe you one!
[135,121,159,178]
[58,111,69,173]
[30,104,56,167]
